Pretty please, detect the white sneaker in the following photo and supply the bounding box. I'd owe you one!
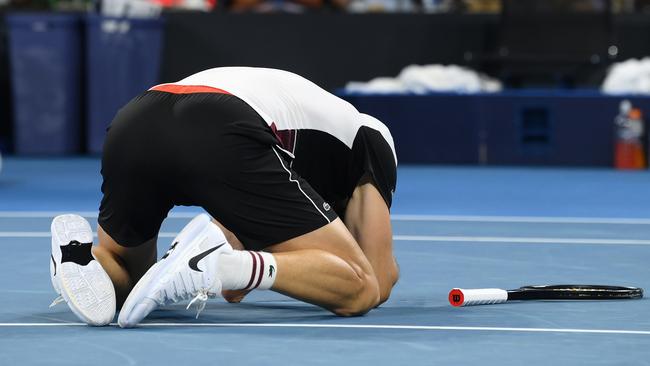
[118,214,232,328]
[50,214,116,326]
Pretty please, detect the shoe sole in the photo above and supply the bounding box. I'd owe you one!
[118,214,213,328]
[51,215,116,326]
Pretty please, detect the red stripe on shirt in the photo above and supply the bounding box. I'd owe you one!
[149,84,231,95]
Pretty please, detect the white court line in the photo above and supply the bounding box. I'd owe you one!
[2,231,650,245]
[0,322,648,335]
[391,214,650,225]
[0,211,199,219]
[0,232,51,237]
[1,211,650,225]
[393,235,650,245]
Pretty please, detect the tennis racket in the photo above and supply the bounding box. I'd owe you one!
[449,285,643,307]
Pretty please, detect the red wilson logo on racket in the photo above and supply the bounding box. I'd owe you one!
[449,289,464,307]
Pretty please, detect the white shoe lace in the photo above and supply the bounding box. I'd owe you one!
[157,272,219,319]
[187,289,209,319]
[49,295,64,308]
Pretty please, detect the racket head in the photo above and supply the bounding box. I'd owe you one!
[509,284,643,300]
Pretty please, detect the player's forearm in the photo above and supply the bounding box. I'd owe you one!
[344,183,399,304]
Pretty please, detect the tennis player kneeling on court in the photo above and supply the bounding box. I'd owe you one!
[48,67,399,327]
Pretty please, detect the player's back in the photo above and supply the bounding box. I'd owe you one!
[166,67,370,149]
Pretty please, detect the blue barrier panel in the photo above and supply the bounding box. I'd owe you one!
[85,15,164,154]
[342,93,481,164]
[480,91,650,166]
[341,91,650,166]
[7,13,82,154]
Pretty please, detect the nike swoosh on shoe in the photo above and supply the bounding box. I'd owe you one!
[188,243,225,272]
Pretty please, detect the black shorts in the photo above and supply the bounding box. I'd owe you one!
[99,90,337,250]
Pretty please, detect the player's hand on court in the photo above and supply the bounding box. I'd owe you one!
[222,289,251,303]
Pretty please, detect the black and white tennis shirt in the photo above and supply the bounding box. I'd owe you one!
[159,67,397,218]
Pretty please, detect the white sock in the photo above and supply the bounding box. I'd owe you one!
[216,250,277,291]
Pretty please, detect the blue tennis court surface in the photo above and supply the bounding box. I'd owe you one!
[1,158,649,365]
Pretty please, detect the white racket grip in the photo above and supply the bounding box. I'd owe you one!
[449,288,508,306]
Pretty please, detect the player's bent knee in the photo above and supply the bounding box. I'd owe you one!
[378,258,400,305]
[332,273,380,317]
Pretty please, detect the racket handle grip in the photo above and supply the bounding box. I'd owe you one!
[449,288,508,307]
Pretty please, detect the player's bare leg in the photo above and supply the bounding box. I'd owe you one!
[264,219,380,316]
[344,182,399,305]
[216,182,398,307]
[92,225,157,308]
[215,216,381,315]
[218,183,398,307]
[117,214,382,327]
[217,217,381,315]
